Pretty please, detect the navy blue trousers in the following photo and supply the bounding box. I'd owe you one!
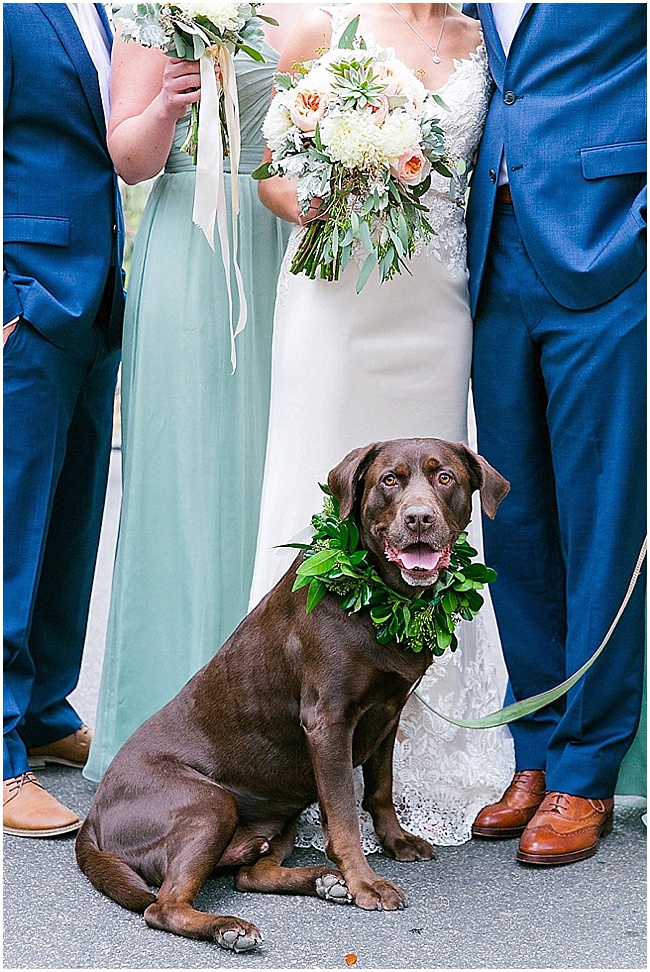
[472,204,646,798]
[3,319,119,779]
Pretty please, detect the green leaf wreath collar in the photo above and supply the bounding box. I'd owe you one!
[290,488,497,655]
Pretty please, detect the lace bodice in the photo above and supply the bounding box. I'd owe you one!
[420,43,492,274]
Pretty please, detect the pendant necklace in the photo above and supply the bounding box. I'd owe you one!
[389,3,449,64]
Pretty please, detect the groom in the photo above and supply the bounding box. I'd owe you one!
[464,3,646,864]
[4,4,124,836]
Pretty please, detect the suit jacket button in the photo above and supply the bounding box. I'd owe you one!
[489,169,497,183]
[504,90,517,105]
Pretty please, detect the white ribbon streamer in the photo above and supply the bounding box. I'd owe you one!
[192,43,248,373]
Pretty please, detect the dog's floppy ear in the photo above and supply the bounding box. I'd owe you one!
[328,442,383,520]
[460,445,510,520]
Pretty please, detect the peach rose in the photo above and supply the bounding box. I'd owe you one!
[367,96,389,127]
[290,88,327,133]
[376,63,401,98]
[391,146,431,186]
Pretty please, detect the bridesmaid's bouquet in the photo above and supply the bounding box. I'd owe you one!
[114,3,272,160]
[114,3,277,364]
[253,17,454,292]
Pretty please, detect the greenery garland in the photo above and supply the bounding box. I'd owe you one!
[290,488,497,656]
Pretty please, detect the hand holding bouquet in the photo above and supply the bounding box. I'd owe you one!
[254,17,455,292]
[114,3,270,161]
[114,3,276,367]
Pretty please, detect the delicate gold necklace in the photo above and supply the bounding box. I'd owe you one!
[389,3,449,64]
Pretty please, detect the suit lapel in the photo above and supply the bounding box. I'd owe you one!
[478,4,505,84]
[480,3,535,77]
[507,4,535,62]
[95,2,114,51]
[38,3,106,137]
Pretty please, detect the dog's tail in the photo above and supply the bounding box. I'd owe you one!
[75,818,157,913]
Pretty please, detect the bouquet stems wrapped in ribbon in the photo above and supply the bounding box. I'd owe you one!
[115,2,275,370]
[253,17,457,293]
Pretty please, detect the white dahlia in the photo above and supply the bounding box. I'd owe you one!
[262,93,294,151]
[174,2,247,33]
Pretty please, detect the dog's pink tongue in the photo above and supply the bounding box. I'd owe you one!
[400,545,444,571]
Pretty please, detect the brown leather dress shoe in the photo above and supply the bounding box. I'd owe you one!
[3,772,81,837]
[472,770,547,838]
[28,724,92,768]
[517,791,614,865]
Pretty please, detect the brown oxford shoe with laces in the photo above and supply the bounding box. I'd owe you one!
[517,791,614,865]
[472,770,547,838]
[28,724,92,768]
[3,772,81,837]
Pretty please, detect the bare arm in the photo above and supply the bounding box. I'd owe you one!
[107,35,202,185]
[257,10,332,225]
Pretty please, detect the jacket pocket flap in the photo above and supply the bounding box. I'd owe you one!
[4,215,71,246]
[580,142,647,180]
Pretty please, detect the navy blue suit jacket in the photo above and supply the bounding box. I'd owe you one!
[3,3,125,349]
[464,3,646,312]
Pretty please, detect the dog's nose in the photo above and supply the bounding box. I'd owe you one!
[404,506,435,532]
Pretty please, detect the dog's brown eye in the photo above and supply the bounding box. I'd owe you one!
[383,474,398,487]
[438,472,454,486]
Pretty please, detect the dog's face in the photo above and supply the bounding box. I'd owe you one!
[328,438,509,596]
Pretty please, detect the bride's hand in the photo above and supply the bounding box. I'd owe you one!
[298,197,328,226]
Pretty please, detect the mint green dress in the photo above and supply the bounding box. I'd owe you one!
[85,46,289,782]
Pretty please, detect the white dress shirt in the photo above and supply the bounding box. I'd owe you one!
[491,3,526,185]
[491,2,526,56]
[67,2,112,123]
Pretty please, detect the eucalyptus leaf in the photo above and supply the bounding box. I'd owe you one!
[359,219,373,253]
[338,15,361,49]
[251,162,272,181]
[239,44,265,62]
[355,250,377,293]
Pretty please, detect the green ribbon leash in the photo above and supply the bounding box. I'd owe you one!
[416,537,647,729]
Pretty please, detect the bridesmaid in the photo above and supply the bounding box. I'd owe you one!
[85,6,298,782]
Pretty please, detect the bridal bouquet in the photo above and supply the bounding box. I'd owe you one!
[114,3,270,160]
[253,17,454,292]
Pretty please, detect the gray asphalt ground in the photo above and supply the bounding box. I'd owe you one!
[3,450,647,971]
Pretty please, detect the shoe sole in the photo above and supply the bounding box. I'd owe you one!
[516,814,613,866]
[28,756,86,769]
[3,819,82,838]
[472,824,528,839]
[516,843,599,865]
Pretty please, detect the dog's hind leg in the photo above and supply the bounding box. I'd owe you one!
[143,788,263,950]
[235,821,352,904]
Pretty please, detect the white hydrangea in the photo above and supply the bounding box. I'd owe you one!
[320,109,421,169]
[376,112,422,162]
[174,2,247,33]
[262,93,294,152]
[320,111,381,169]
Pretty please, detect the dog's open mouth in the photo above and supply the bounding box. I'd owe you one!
[384,540,451,585]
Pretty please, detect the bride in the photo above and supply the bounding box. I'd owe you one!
[250,2,514,850]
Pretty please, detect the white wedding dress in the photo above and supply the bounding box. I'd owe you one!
[249,11,515,849]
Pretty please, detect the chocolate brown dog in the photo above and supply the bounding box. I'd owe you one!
[76,438,508,951]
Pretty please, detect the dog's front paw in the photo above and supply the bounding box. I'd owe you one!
[315,870,353,905]
[215,918,263,952]
[352,877,406,911]
[381,831,437,862]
